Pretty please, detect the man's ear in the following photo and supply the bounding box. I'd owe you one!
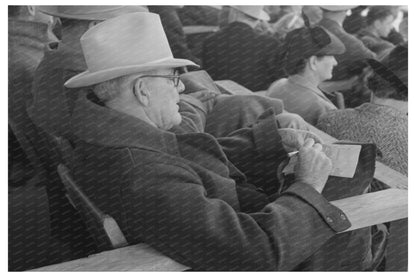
[133,78,150,107]
[309,56,320,71]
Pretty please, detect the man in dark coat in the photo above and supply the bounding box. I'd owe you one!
[65,12,351,271]
[202,6,284,91]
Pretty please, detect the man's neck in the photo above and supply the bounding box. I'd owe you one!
[106,99,158,128]
[298,70,320,88]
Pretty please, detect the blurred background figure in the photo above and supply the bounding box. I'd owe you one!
[318,44,408,176]
[399,7,408,42]
[202,6,284,91]
[302,6,323,26]
[8,5,60,271]
[270,6,303,40]
[267,26,345,125]
[318,6,376,108]
[343,5,368,34]
[177,5,221,63]
[148,6,200,64]
[357,6,396,57]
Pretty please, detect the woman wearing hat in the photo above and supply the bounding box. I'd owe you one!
[266,26,345,125]
[318,44,408,176]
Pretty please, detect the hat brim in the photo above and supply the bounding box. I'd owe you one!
[320,6,358,12]
[231,6,270,21]
[367,59,408,92]
[65,58,199,88]
[38,6,148,21]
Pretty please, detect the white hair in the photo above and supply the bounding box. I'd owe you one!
[92,70,158,103]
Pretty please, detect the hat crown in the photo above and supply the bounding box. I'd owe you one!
[80,12,173,73]
[231,5,269,21]
[284,27,345,73]
[38,5,148,20]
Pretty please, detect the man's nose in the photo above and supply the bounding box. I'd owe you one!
[177,80,185,94]
[332,56,338,66]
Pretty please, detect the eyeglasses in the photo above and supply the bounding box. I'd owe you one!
[135,74,181,88]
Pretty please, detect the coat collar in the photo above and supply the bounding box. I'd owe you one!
[288,74,335,106]
[71,93,180,156]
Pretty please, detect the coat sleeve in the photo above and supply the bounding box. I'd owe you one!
[215,109,287,194]
[126,160,351,271]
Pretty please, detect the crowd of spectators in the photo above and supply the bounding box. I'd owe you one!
[8,5,407,271]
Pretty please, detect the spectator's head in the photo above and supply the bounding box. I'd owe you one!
[65,12,198,130]
[366,6,395,38]
[9,5,54,24]
[302,6,323,26]
[228,6,269,28]
[367,43,408,101]
[39,6,148,35]
[284,26,345,82]
[320,6,358,23]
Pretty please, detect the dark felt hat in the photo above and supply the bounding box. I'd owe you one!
[367,44,408,95]
[284,26,345,74]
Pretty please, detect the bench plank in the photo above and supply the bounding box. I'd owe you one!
[183,25,218,35]
[332,189,408,233]
[215,80,254,95]
[308,125,407,190]
[32,243,189,271]
[33,189,407,271]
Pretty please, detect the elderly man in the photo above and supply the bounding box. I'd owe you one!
[65,12,351,271]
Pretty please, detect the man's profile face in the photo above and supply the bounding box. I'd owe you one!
[376,15,394,37]
[315,55,338,81]
[143,68,184,130]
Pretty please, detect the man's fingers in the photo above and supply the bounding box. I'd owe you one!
[312,143,323,151]
[303,138,315,148]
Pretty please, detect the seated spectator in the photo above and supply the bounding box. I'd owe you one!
[302,5,323,26]
[343,6,368,35]
[318,6,376,108]
[177,6,221,64]
[317,44,407,175]
[267,26,345,125]
[357,6,395,57]
[399,9,408,42]
[202,6,284,91]
[65,12,352,271]
[28,5,148,139]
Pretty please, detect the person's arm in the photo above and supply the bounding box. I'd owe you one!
[128,157,350,271]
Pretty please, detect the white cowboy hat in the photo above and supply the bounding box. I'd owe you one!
[38,5,149,21]
[231,6,270,21]
[65,12,198,88]
[319,6,358,12]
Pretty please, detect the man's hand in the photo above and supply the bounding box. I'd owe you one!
[294,138,332,193]
[278,128,323,153]
[276,112,310,131]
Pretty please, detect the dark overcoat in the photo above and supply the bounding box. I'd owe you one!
[70,94,350,271]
